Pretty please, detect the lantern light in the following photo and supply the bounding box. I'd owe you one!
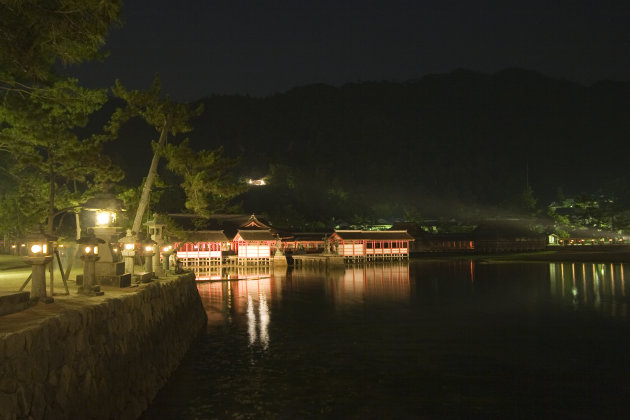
[82,193,125,228]
[78,234,103,257]
[77,232,104,296]
[140,235,157,279]
[95,211,112,226]
[26,231,53,258]
[23,228,56,302]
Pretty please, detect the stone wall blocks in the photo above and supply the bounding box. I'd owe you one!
[80,370,94,395]
[15,383,34,418]
[47,344,64,372]
[31,354,48,384]
[42,317,61,344]
[0,372,17,394]
[64,309,81,334]
[46,369,58,387]
[28,327,47,355]
[74,328,86,354]
[57,364,74,398]
[0,336,5,361]
[3,333,25,359]
[73,357,88,378]
[13,355,33,383]
[0,391,17,420]
[22,330,33,355]
[62,337,77,366]
[30,383,46,420]
[1,274,206,418]
[43,380,56,407]
[54,385,69,409]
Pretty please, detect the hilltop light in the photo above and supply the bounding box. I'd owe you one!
[247,178,267,186]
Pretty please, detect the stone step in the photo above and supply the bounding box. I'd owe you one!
[77,273,132,288]
[133,272,154,284]
[0,291,30,316]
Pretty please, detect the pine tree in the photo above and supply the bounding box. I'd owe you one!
[108,76,203,234]
[0,1,123,237]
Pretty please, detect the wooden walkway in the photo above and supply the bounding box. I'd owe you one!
[292,254,345,268]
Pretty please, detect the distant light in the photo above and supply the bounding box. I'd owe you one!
[247,178,267,186]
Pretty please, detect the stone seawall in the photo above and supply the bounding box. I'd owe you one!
[0,273,207,419]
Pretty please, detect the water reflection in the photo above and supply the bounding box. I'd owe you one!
[196,263,412,345]
[246,292,270,349]
[192,265,272,281]
[326,263,410,304]
[145,260,630,419]
[549,262,629,317]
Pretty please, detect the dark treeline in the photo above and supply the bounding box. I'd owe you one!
[108,69,630,229]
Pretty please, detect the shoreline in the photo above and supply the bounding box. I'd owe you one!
[413,245,630,263]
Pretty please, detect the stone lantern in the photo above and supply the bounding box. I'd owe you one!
[273,234,287,267]
[23,230,54,303]
[77,233,105,296]
[119,229,136,275]
[81,193,130,287]
[142,237,157,280]
[161,244,174,273]
[145,214,167,276]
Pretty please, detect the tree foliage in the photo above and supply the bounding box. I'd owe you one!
[108,77,200,137]
[0,78,124,235]
[163,139,246,217]
[0,0,121,84]
[0,0,123,238]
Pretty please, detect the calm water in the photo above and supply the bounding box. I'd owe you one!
[141,260,630,419]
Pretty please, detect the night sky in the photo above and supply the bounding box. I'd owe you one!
[69,0,630,102]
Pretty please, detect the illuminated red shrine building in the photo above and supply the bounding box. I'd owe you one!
[232,230,277,264]
[280,232,326,254]
[174,231,230,269]
[239,214,274,231]
[329,230,414,262]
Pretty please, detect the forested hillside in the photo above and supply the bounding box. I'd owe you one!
[108,69,630,228]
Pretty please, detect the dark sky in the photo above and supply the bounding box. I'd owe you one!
[69,0,630,102]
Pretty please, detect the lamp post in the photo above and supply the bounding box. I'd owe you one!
[23,230,54,303]
[78,233,105,296]
[120,229,136,275]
